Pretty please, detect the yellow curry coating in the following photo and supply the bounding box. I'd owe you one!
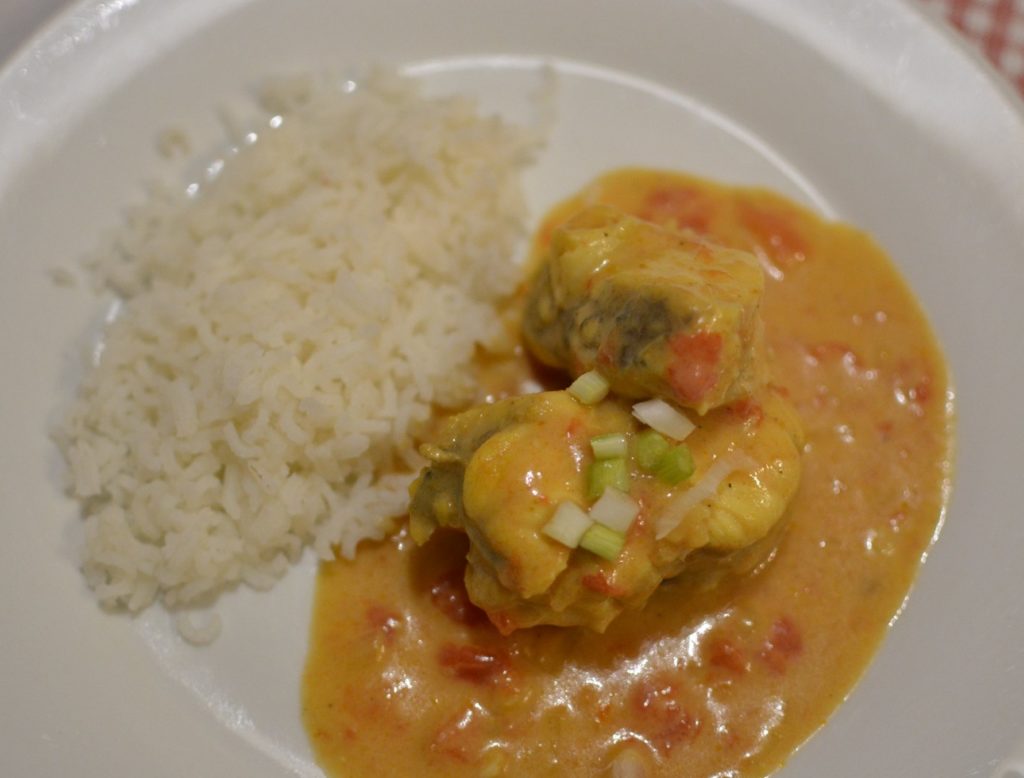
[408,389,802,633]
[523,205,766,415]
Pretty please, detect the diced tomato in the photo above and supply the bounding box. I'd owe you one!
[729,396,764,426]
[628,674,701,754]
[758,617,803,674]
[438,643,512,686]
[430,570,488,627]
[488,610,516,636]
[596,332,620,369]
[667,331,722,405]
[706,636,748,675]
[565,416,586,440]
[806,341,851,360]
[640,186,715,233]
[805,341,869,379]
[911,376,932,404]
[737,199,809,267]
[582,572,628,598]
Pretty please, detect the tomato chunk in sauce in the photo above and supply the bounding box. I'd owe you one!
[302,168,951,777]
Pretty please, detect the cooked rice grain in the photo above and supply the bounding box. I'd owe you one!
[55,73,536,627]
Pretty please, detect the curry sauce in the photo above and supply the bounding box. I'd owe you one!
[302,169,952,777]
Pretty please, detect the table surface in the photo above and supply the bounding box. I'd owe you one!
[1,0,1023,100]
[921,0,1024,94]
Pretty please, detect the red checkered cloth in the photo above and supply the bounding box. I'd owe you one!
[918,0,1024,95]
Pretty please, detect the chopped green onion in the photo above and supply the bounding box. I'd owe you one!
[591,433,628,460]
[634,429,671,471]
[542,501,593,548]
[587,457,630,500]
[580,523,626,560]
[655,444,696,485]
[589,487,640,533]
[568,370,610,405]
[631,398,695,441]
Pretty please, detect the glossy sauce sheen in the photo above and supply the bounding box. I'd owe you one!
[303,169,952,777]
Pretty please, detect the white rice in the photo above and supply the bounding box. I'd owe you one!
[54,72,537,638]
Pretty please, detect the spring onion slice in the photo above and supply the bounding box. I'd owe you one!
[587,457,630,500]
[579,523,626,560]
[634,429,671,471]
[591,433,628,460]
[589,487,640,533]
[631,398,695,441]
[568,370,610,404]
[654,454,756,540]
[542,501,593,548]
[655,444,695,485]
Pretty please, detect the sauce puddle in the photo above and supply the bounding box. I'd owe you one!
[302,168,952,777]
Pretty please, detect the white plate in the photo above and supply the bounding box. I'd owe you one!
[2,1,1023,776]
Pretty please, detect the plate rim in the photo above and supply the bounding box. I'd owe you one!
[2,1,1023,776]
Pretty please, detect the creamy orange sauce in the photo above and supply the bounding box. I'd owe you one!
[302,169,952,777]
